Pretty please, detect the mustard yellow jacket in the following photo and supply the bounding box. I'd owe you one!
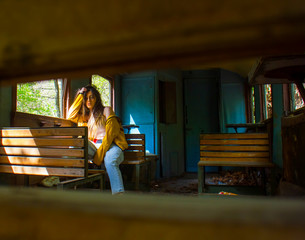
[67,94,128,165]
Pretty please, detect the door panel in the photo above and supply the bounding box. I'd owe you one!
[184,77,219,172]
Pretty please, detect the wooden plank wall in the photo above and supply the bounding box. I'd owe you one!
[0,0,305,84]
[282,110,305,188]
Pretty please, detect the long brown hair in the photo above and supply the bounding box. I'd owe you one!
[76,85,106,139]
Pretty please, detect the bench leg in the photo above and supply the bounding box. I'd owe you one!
[261,168,267,195]
[99,174,105,191]
[198,165,205,194]
[135,164,140,190]
[147,161,151,185]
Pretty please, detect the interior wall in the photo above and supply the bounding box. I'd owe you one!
[0,85,13,185]
[157,70,184,177]
[70,78,91,103]
[119,72,157,154]
[0,86,12,127]
[219,69,247,133]
[272,84,284,168]
[183,69,220,172]
[282,109,305,188]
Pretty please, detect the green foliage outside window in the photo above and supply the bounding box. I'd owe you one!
[292,83,305,110]
[17,80,63,117]
[265,84,272,119]
[17,76,110,118]
[92,75,111,106]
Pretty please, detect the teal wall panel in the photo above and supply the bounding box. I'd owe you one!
[272,84,283,168]
[121,76,155,125]
[183,70,220,172]
[219,70,247,133]
[183,69,247,172]
[157,70,184,177]
[120,74,156,154]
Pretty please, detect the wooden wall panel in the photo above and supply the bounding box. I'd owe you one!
[282,110,305,187]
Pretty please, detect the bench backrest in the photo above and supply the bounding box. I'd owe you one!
[200,133,271,164]
[0,127,88,177]
[124,134,146,163]
[13,111,76,128]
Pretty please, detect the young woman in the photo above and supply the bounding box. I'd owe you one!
[67,85,128,194]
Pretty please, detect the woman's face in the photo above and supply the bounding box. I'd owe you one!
[85,91,96,111]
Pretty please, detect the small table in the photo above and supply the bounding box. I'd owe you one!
[226,123,266,133]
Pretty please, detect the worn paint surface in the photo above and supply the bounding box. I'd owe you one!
[121,74,156,154]
[183,70,220,172]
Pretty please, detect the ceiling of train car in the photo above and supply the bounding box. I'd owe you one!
[1,0,305,85]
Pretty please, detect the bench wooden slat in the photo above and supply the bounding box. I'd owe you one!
[1,138,84,147]
[200,157,270,163]
[124,151,145,157]
[0,128,85,137]
[125,133,145,139]
[0,156,84,167]
[201,151,269,158]
[124,155,146,160]
[124,156,147,161]
[200,145,269,151]
[198,160,274,167]
[125,146,145,151]
[200,139,269,145]
[125,134,145,139]
[126,140,145,145]
[0,147,84,157]
[0,165,84,177]
[122,160,146,165]
[200,133,268,139]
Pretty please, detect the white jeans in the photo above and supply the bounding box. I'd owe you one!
[89,140,125,194]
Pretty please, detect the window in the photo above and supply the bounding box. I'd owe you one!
[250,86,256,123]
[17,79,65,118]
[91,75,111,106]
[264,84,272,119]
[252,84,272,122]
[291,83,305,110]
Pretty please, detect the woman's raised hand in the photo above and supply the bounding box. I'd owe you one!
[79,87,87,94]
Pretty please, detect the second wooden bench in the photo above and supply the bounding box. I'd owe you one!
[198,133,274,193]
[122,134,158,190]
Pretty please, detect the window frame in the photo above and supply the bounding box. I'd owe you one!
[289,83,305,112]
[251,84,273,123]
[14,79,69,119]
[90,74,114,108]
[12,75,115,124]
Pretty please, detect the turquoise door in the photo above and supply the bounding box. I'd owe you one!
[184,71,220,172]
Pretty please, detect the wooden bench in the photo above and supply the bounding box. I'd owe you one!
[0,127,105,190]
[122,134,157,190]
[198,133,274,193]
